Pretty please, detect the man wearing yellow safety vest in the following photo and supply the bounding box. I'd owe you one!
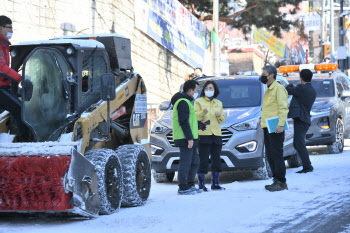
[171,79,202,195]
[260,66,289,192]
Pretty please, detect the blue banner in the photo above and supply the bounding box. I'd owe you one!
[146,9,205,68]
[146,0,208,50]
[135,0,207,68]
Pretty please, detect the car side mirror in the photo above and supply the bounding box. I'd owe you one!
[100,73,116,101]
[22,79,33,101]
[159,101,171,111]
[341,90,350,98]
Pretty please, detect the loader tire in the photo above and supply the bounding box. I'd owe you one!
[115,145,151,207]
[85,149,123,215]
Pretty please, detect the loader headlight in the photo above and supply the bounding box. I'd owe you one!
[151,122,168,134]
[66,47,75,55]
[10,50,16,57]
[231,117,260,131]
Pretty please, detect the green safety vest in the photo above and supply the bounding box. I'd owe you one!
[172,98,198,140]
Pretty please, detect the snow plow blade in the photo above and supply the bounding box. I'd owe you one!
[0,142,100,217]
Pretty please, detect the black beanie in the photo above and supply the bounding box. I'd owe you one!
[0,16,12,27]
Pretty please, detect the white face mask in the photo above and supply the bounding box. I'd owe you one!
[205,90,214,98]
[5,32,12,39]
[193,93,198,99]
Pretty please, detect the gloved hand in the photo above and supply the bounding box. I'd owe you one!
[198,120,210,131]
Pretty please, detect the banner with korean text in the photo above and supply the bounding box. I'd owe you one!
[135,0,206,68]
[252,25,286,58]
[146,0,208,50]
[298,13,321,31]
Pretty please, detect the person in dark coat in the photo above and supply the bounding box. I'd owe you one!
[286,69,316,173]
[0,15,26,138]
[171,79,201,195]
[194,67,206,78]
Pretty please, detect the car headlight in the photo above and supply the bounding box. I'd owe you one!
[311,107,331,116]
[235,141,257,152]
[151,122,169,134]
[318,116,330,129]
[151,144,164,155]
[231,117,260,131]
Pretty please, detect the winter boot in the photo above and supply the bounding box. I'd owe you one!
[189,185,204,193]
[211,172,225,191]
[197,173,208,192]
[264,178,277,189]
[265,180,288,192]
[296,166,314,173]
[178,188,198,195]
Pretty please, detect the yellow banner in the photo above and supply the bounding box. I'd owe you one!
[252,26,286,58]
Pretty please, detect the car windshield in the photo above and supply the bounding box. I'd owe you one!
[198,78,261,107]
[288,79,335,98]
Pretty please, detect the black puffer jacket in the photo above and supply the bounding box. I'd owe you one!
[171,92,198,147]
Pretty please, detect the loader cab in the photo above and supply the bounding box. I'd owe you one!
[77,46,110,113]
[10,39,110,142]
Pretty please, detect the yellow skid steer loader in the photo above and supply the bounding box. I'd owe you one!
[0,34,151,217]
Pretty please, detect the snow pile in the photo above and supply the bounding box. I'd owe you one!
[1,142,350,233]
[17,39,105,49]
[0,133,15,143]
[0,141,79,156]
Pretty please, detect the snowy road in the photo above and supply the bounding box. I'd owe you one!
[1,142,350,233]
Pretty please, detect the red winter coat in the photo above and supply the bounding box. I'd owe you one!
[0,34,21,87]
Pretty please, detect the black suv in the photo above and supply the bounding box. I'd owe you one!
[287,72,350,153]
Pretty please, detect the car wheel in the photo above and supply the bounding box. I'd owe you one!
[328,118,344,154]
[252,146,272,180]
[152,170,175,183]
[287,151,303,168]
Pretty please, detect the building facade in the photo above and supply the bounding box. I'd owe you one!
[0,0,206,104]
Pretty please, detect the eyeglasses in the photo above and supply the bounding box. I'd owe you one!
[3,26,12,29]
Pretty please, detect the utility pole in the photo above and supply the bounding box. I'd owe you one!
[213,0,220,76]
[320,0,326,62]
[330,0,335,62]
[339,0,345,72]
[92,0,96,34]
[340,0,345,47]
[321,0,325,45]
[309,0,314,58]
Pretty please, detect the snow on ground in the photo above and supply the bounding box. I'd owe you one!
[1,142,350,233]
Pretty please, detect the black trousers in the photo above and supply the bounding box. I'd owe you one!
[198,140,222,174]
[0,87,22,127]
[178,146,200,190]
[293,118,312,169]
[263,128,286,183]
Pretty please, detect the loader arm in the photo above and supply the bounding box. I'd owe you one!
[72,73,148,155]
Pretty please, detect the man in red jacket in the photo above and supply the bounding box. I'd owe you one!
[0,15,24,136]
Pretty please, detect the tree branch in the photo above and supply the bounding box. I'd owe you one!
[199,4,257,22]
